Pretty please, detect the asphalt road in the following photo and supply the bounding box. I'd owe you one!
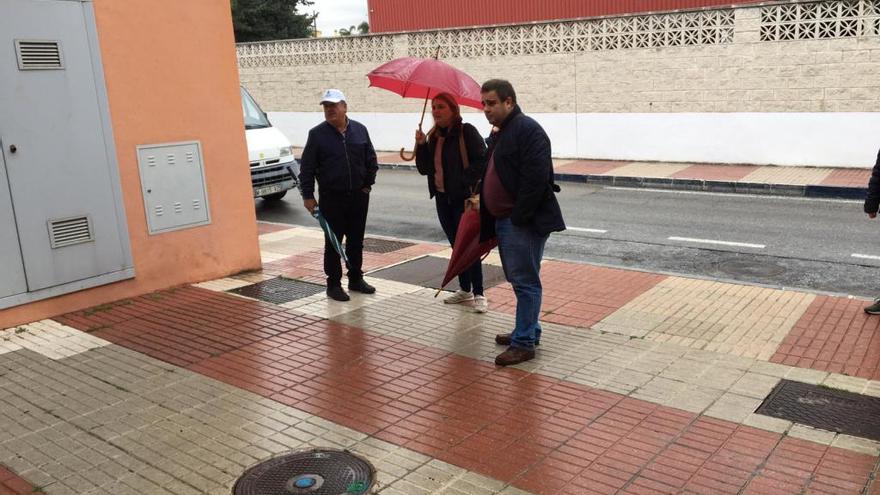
[256,169,880,298]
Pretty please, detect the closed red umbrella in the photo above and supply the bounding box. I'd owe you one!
[436,207,497,296]
[367,55,483,160]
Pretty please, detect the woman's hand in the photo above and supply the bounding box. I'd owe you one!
[415,129,427,145]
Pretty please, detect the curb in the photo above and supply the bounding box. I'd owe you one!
[378,162,867,200]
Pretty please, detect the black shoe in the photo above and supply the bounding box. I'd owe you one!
[327,286,350,301]
[348,279,376,294]
[494,333,540,347]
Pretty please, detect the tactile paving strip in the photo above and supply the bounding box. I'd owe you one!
[229,277,325,304]
[755,379,880,441]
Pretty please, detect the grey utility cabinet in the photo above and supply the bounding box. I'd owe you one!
[0,0,133,309]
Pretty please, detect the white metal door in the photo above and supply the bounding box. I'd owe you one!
[0,143,27,299]
[0,0,129,291]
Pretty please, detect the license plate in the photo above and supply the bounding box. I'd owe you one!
[256,184,282,197]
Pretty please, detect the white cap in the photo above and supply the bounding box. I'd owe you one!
[320,88,346,104]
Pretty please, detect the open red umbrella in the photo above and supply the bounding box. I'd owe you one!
[436,207,497,297]
[367,54,482,160]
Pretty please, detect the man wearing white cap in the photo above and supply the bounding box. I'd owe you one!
[299,89,379,301]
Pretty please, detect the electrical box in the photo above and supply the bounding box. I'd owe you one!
[1,0,134,305]
[137,141,211,234]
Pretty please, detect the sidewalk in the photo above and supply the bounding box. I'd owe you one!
[373,151,871,200]
[1,223,879,494]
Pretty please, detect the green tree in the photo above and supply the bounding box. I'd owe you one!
[231,0,316,42]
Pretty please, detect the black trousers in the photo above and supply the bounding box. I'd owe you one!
[319,189,369,286]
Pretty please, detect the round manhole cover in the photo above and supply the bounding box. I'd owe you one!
[234,449,375,495]
[716,259,785,277]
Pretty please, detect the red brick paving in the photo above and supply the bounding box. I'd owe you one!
[56,287,877,495]
[257,221,294,235]
[671,164,760,182]
[821,168,871,188]
[771,295,880,380]
[486,261,666,328]
[57,286,322,368]
[555,160,626,175]
[0,466,44,495]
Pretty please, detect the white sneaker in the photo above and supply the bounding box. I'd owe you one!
[444,289,473,304]
[473,295,488,313]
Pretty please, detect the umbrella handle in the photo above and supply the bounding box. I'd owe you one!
[400,92,430,162]
[399,145,416,162]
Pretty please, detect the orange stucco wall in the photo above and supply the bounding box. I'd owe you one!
[0,0,261,327]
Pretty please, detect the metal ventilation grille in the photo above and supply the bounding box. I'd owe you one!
[15,40,63,70]
[48,216,93,248]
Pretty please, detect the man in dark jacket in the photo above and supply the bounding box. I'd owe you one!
[863,148,880,314]
[479,79,566,366]
[299,89,379,301]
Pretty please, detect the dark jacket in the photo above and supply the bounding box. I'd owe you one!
[299,119,378,200]
[864,148,880,214]
[414,122,487,203]
[479,105,565,241]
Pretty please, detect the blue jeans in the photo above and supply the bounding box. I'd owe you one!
[436,193,484,295]
[495,217,547,350]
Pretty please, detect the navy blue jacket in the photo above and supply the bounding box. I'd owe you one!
[864,148,880,214]
[299,119,378,200]
[479,105,566,241]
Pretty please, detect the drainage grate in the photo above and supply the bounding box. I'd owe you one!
[362,238,415,253]
[234,449,374,494]
[229,277,324,304]
[755,379,880,441]
[369,255,506,290]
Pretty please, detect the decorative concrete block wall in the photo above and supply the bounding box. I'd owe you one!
[238,0,880,167]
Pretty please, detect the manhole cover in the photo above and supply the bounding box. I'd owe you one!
[369,255,506,289]
[716,259,786,277]
[234,449,375,494]
[755,379,880,441]
[363,238,415,254]
[229,277,324,304]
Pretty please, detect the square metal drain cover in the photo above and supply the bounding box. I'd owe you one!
[755,379,880,441]
[368,255,506,290]
[229,277,324,304]
[363,238,415,254]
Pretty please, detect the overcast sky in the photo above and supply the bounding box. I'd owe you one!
[302,0,370,37]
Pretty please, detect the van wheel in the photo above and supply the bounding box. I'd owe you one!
[262,191,287,202]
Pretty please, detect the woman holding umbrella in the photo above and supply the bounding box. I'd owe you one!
[415,92,489,312]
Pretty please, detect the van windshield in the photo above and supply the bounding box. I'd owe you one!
[241,87,271,130]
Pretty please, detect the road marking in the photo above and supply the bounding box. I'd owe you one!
[567,227,608,234]
[668,236,765,249]
[852,253,880,261]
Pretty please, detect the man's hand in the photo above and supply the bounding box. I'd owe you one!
[304,198,317,214]
[415,129,426,145]
[361,186,371,194]
[869,212,877,219]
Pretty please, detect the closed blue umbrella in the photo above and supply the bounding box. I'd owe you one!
[312,207,349,268]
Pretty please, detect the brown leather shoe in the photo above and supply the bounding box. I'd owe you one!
[494,333,540,347]
[494,346,535,366]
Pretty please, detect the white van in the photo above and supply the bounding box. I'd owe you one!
[241,86,298,202]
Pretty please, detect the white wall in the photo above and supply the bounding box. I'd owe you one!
[271,111,880,168]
